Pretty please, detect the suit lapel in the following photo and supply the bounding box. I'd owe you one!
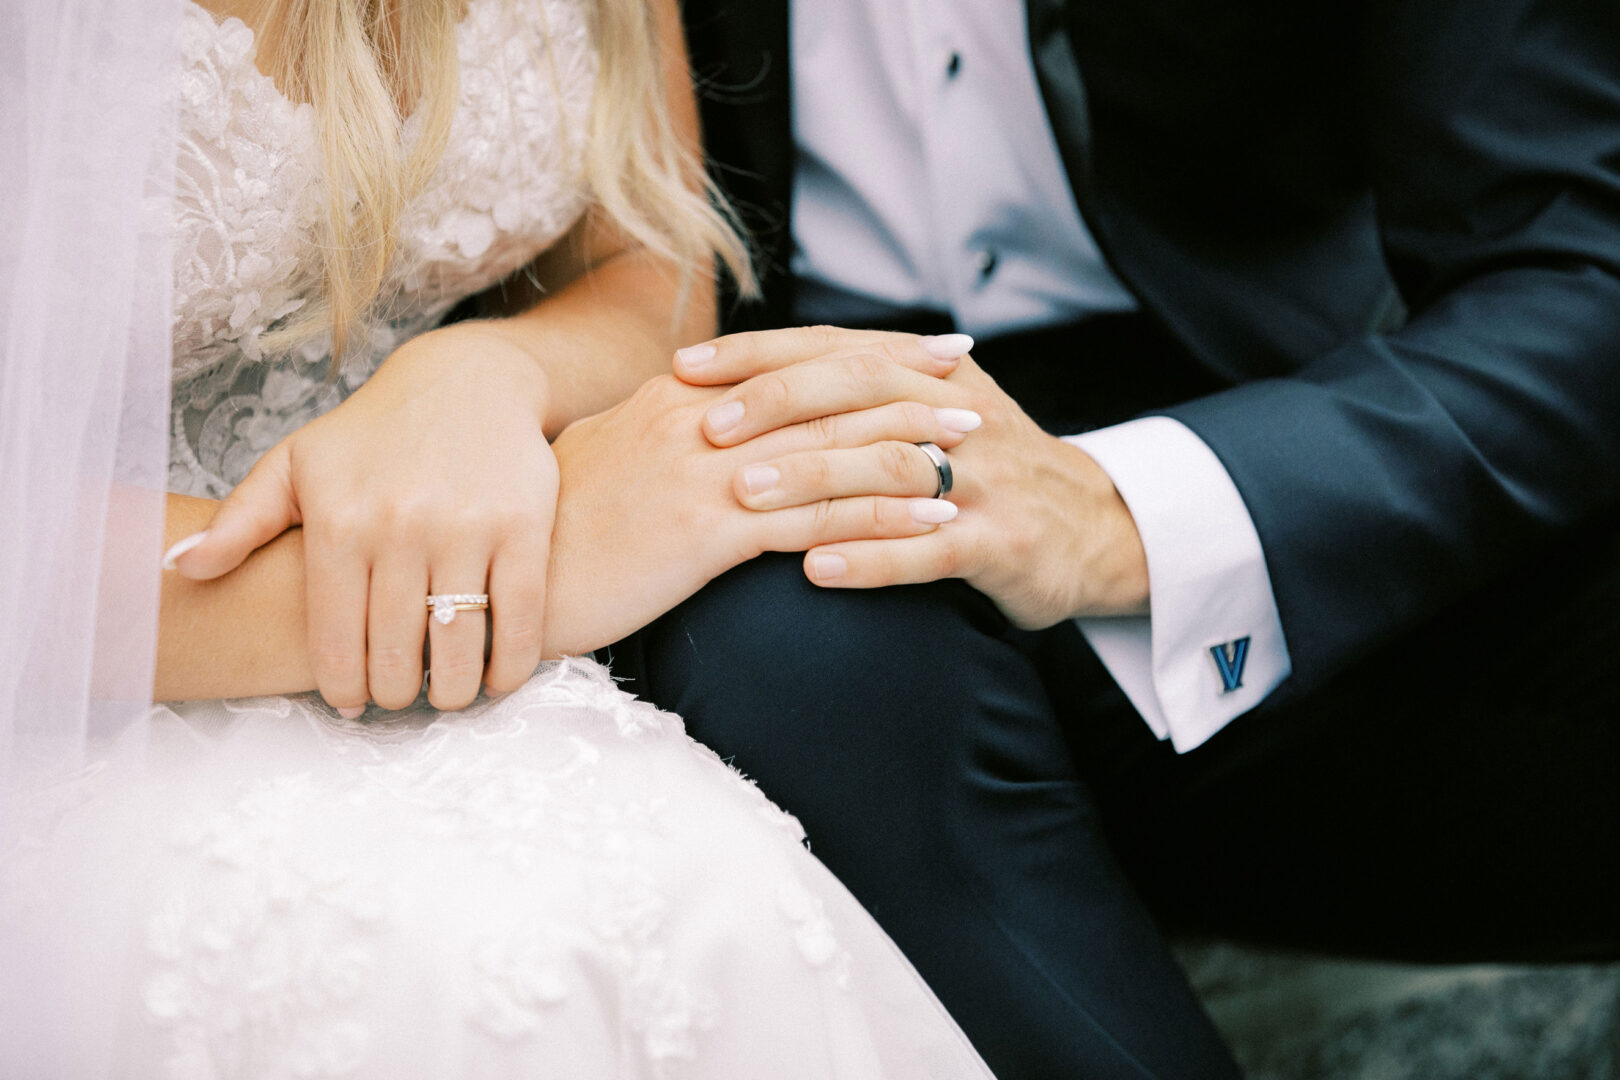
[1024,0,1098,228]
[1023,0,1185,351]
[681,0,796,330]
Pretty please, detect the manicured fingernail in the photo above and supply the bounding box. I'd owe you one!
[742,464,780,495]
[707,400,745,434]
[161,531,209,570]
[337,705,366,720]
[810,553,847,582]
[910,498,959,524]
[919,333,975,361]
[675,343,717,367]
[934,408,982,433]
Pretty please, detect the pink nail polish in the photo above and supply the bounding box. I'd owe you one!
[337,705,366,720]
[707,400,745,434]
[161,530,209,570]
[742,464,780,495]
[810,553,847,581]
[934,408,982,433]
[676,343,717,367]
[919,333,975,361]
[910,498,959,524]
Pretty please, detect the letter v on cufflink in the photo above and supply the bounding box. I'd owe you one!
[1209,637,1251,694]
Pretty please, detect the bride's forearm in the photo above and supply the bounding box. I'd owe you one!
[469,0,719,439]
[155,493,316,700]
[478,242,717,440]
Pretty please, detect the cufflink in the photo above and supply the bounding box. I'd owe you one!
[1209,637,1251,694]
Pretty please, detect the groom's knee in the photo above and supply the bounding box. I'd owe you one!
[617,553,1011,805]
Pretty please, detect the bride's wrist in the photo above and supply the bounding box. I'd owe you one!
[398,320,555,427]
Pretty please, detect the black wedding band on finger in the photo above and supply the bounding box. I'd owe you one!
[915,441,953,499]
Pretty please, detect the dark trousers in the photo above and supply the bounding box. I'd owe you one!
[611,315,1620,1079]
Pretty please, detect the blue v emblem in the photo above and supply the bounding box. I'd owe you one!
[1209,637,1251,694]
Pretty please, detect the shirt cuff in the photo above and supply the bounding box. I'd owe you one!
[1064,417,1290,753]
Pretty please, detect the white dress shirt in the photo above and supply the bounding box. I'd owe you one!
[790,0,1290,751]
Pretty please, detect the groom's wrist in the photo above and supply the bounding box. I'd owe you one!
[1052,438,1150,619]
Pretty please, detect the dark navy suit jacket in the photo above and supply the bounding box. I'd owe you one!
[679,0,1620,705]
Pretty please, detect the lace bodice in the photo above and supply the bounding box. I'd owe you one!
[168,0,596,497]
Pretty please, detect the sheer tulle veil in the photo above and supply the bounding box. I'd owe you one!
[1,0,180,1070]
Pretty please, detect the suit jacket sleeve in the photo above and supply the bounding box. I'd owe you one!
[1160,0,1620,702]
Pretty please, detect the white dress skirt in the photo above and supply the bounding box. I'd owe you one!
[9,662,989,1079]
[0,2,993,1076]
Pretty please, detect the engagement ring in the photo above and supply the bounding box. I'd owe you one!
[426,593,490,625]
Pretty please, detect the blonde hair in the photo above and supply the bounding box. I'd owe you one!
[243,0,753,361]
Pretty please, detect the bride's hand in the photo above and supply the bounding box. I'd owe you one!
[540,373,978,657]
[164,321,558,713]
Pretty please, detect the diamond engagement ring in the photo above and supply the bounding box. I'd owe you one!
[915,442,953,499]
[427,593,490,625]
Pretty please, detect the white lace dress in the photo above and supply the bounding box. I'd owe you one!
[12,4,994,1077]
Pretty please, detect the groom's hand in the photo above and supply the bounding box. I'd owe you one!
[674,326,1150,628]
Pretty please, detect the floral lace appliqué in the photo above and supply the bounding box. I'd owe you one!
[140,662,836,1078]
[167,0,595,498]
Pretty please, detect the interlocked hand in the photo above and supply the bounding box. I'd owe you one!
[540,343,979,657]
[674,325,1151,628]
